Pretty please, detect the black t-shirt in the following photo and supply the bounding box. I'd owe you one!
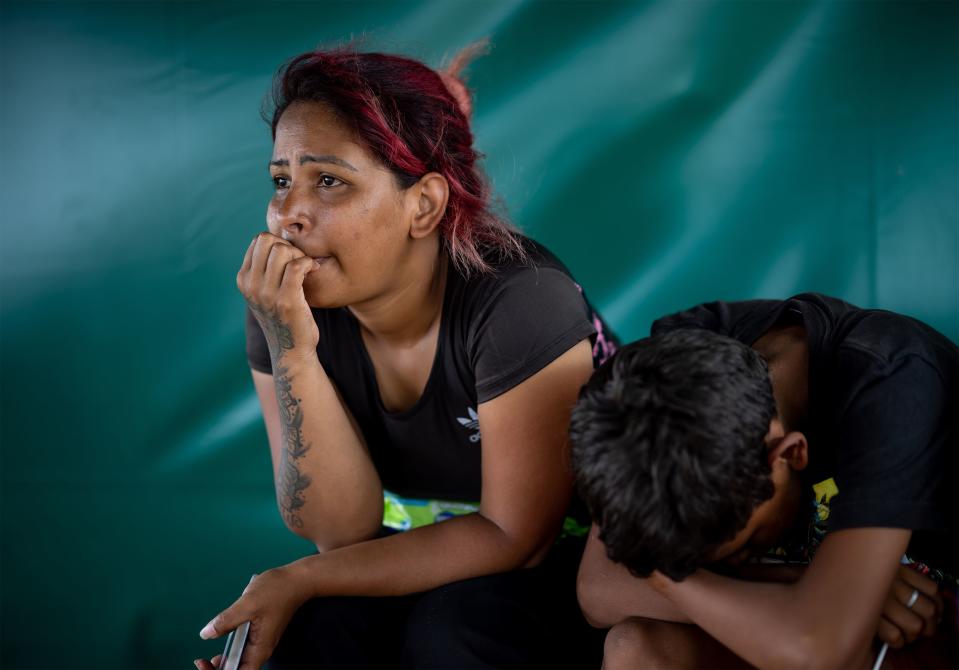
[652,293,958,577]
[247,238,616,502]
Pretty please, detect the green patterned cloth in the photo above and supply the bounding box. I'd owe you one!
[382,490,590,539]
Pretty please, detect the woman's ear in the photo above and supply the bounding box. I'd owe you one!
[408,172,449,239]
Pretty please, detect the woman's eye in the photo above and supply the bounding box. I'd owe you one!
[319,175,344,188]
[272,176,290,190]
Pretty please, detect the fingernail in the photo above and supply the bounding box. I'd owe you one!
[194,661,202,670]
[199,622,216,639]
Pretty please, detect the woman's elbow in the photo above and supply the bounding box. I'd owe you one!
[282,506,382,553]
[309,523,380,553]
[311,529,378,553]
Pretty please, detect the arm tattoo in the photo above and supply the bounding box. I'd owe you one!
[274,362,312,530]
[250,304,295,358]
[249,303,312,530]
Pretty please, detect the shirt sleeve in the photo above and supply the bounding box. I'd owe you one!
[651,301,729,336]
[470,266,596,404]
[245,307,273,374]
[651,299,792,344]
[827,350,955,534]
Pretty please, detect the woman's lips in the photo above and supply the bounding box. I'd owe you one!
[312,256,332,265]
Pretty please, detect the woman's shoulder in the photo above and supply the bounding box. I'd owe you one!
[457,235,581,297]
[449,235,592,338]
[451,236,597,403]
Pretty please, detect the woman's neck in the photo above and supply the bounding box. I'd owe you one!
[348,247,448,347]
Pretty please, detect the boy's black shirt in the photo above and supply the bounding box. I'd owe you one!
[653,293,958,577]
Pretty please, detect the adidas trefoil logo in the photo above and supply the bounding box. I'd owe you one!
[456,407,481,443]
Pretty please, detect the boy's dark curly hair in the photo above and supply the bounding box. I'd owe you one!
[570,328,777,581]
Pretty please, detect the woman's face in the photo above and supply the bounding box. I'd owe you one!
[267,101,415,308]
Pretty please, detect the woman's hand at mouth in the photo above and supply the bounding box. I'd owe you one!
[237,231,321,362]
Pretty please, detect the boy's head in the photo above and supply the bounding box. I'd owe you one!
[570,328,808,581]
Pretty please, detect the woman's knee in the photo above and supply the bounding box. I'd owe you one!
[402,574,549,668]
[270,596,409,669]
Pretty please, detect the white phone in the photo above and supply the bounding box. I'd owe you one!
[219,620,250,670]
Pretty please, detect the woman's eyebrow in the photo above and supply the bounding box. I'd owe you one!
[268,155,358,171]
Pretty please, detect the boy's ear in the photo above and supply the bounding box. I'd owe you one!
[407,172,449,239]
[768,430,809,472]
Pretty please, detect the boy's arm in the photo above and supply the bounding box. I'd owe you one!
[577,524,810,628]
[577,524,692,626]
[651,526,910,670]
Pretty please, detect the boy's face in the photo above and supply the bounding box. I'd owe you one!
[709,467,803,567]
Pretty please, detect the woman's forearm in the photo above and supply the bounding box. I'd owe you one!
[269,349,383,549]
[286,510,548,600]
[241,237,384,549]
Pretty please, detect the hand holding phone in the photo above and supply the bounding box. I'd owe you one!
[219,620,251,670]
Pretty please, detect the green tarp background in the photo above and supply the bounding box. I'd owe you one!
[1,1,956,667]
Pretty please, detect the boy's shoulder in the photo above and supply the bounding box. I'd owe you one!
[652,292,957,381]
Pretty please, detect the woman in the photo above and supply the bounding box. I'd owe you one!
[196,42,616,670]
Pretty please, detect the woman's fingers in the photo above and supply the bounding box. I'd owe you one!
[239,237,256,273]
[249,232,289,278]
[264,242,296,293]
[279,256,318,296]
[193,653,222,670]
[236,237,256,295]
[241,232,310,299]
[193,660,211,670]
[200,599,247,642]
[238,631,271,670]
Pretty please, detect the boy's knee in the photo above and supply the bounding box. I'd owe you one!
[604,618,750,670]
[604,619,659,669]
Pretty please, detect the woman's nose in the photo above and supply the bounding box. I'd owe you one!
[273,189,314,237]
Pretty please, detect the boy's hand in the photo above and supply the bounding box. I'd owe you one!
[876,564,943,649]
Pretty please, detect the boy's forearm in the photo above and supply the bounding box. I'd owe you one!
[578,571,692,627]
[652,528,909,670]
[577,526,691,627]
[653,570,825,669]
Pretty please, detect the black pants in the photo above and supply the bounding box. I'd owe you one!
[268,538,603,669]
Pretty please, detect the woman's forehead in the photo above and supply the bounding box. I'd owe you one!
[273,102,366,161]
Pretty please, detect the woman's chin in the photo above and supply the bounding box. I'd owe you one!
[304,291,344,309]
[303,283,349,310]
[303,271,333,307]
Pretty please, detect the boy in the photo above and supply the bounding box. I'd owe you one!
[571,293,957,668]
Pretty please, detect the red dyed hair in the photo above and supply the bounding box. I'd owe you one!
[266,42,526,276]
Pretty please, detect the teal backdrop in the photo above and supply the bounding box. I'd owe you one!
[1,1,957,667]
